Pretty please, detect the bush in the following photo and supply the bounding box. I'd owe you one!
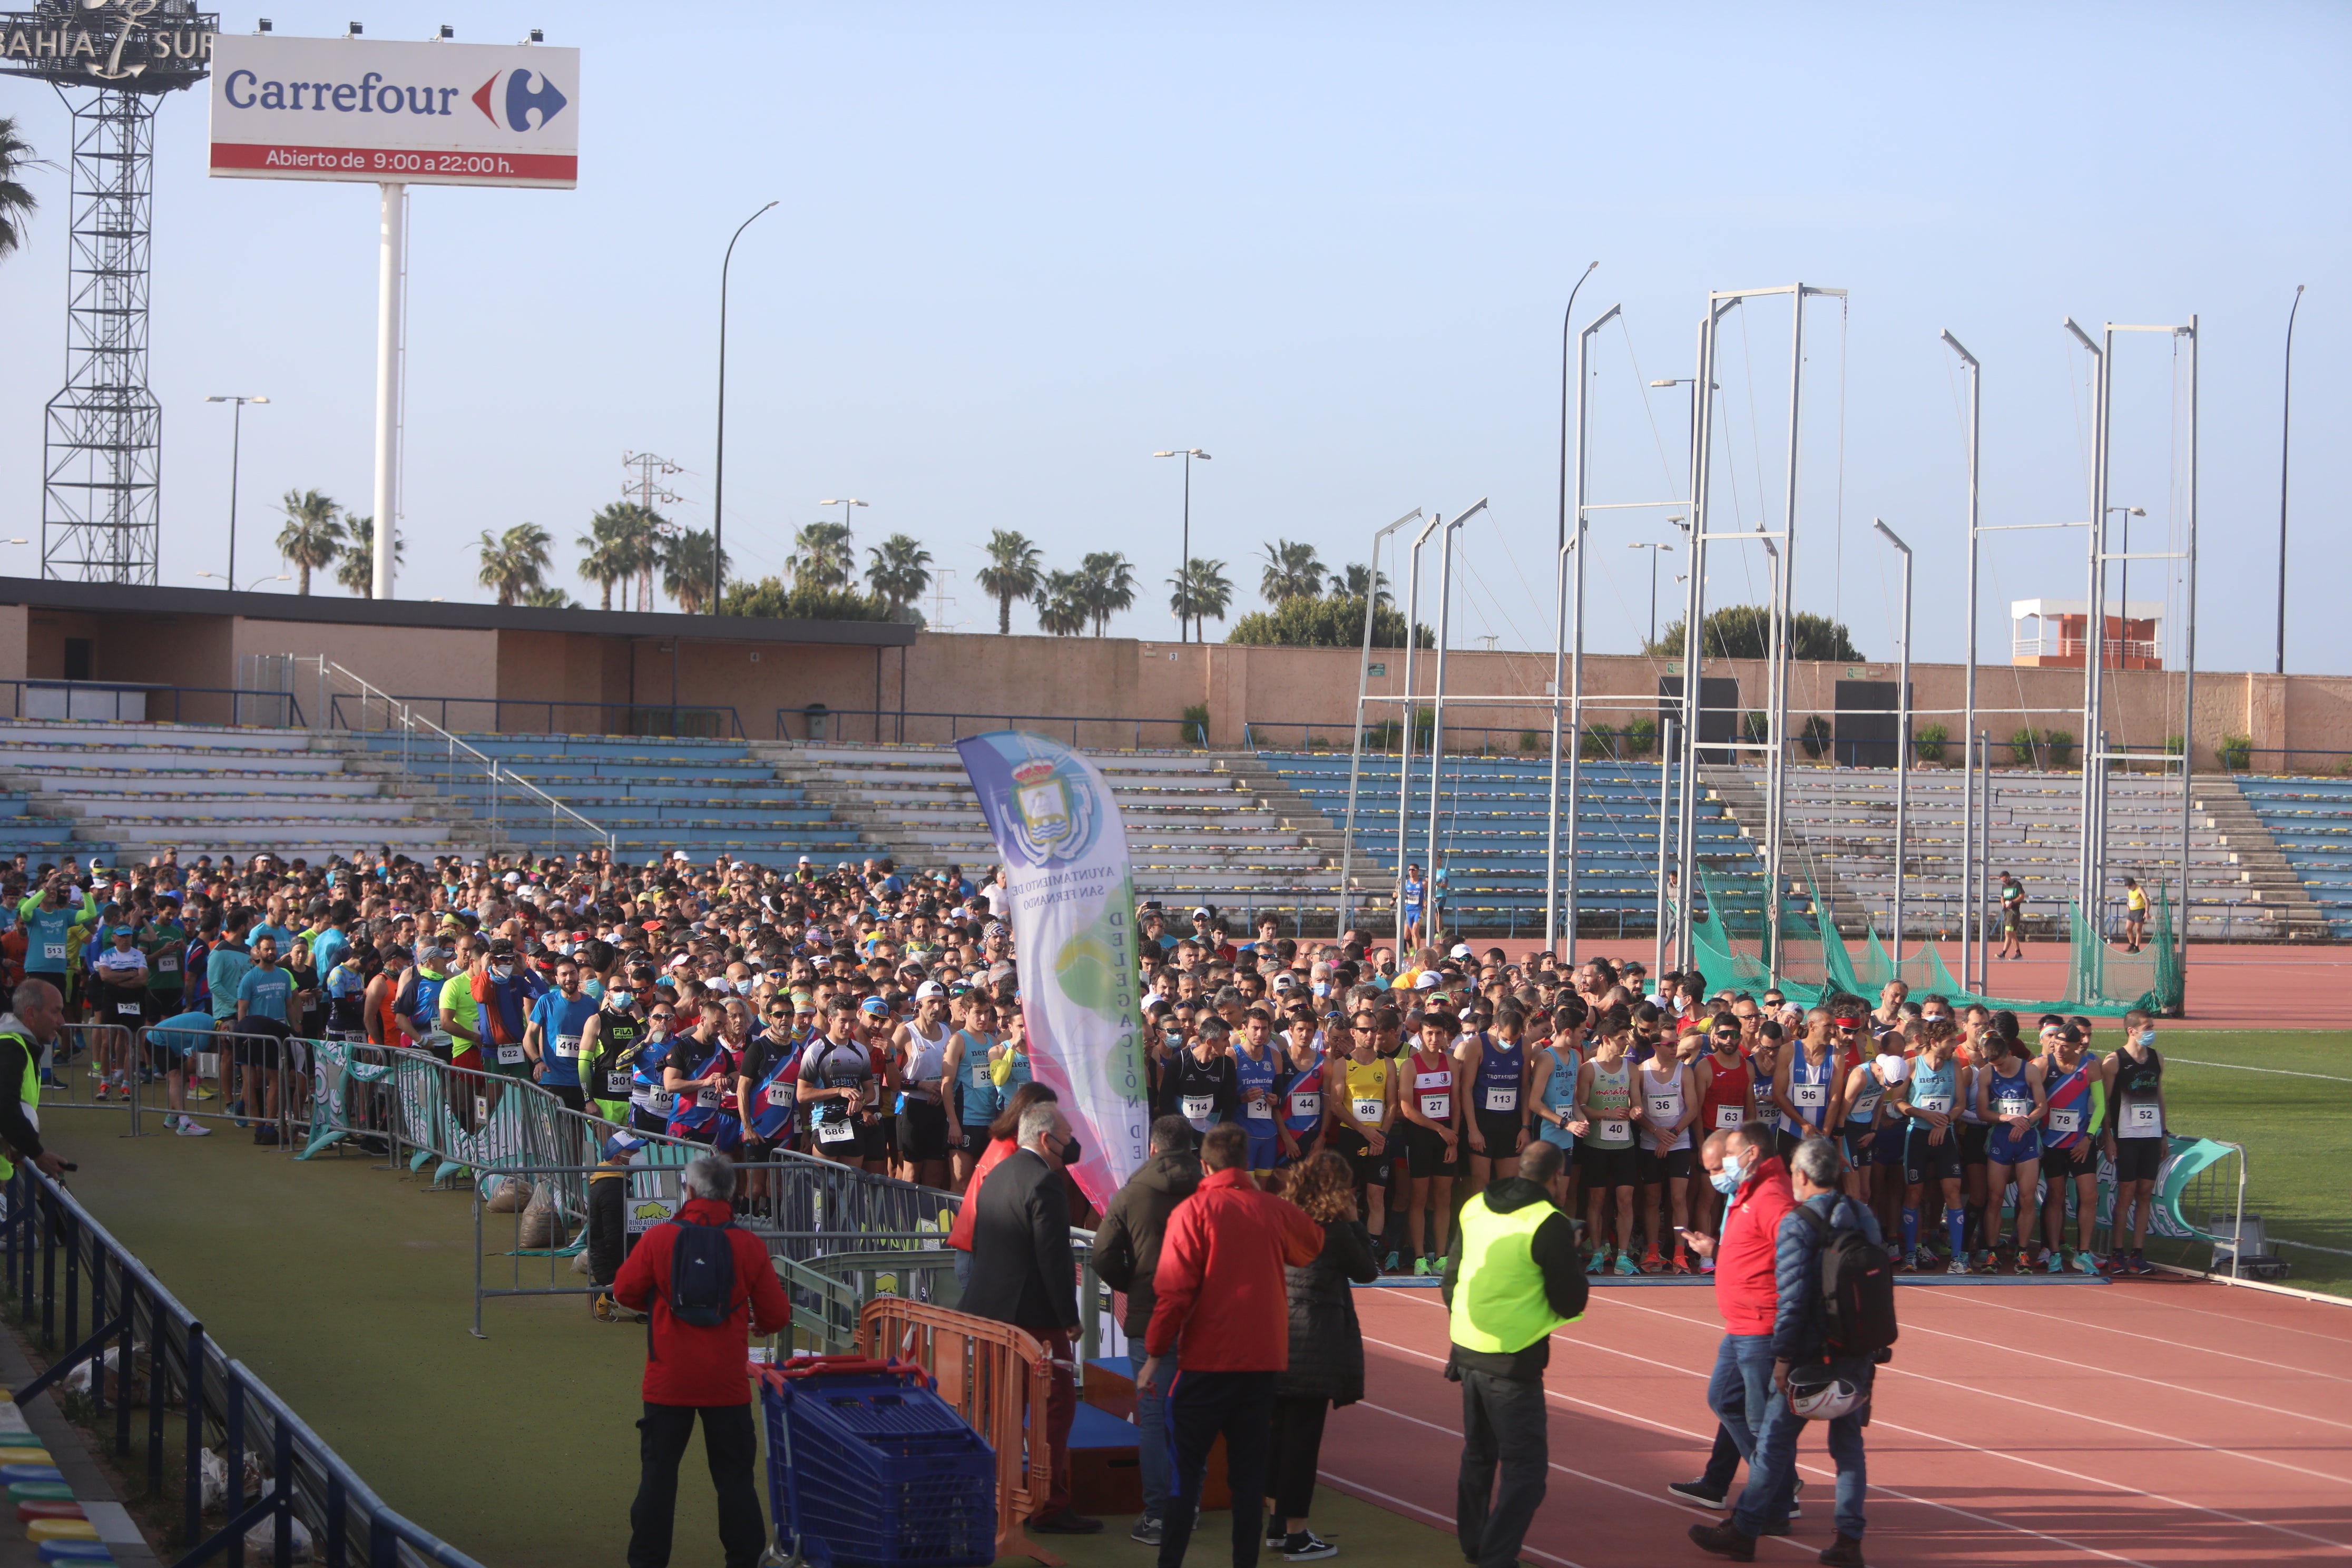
[1180,703,1210,746]
[1519,729,1542,753]
[1624,717,1658,756]
[1913,722,1947,763]
[2042,729,2075,768]
[1226,594,1431,648]
[719,576,893,621]
[1799,715,1834,759]
[2009,727,2042,767]
[1741,711,1770,745]
[1580,723,1622,760]
[2219,733,2253,772]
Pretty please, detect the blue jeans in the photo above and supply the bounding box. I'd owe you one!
[1734,1364,1871,1541]
[1703,1334,1790,1524]
[1130,1349,1178,1520]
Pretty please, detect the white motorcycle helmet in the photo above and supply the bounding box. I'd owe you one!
[1786,1363,1867,1422]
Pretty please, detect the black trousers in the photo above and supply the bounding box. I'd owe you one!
[588,1177,627,1288]
[1160,1369,1275,1568]
[1456,1368,1548,1568]
[628,1401,763,1568]
[1268,1396,1330,1523]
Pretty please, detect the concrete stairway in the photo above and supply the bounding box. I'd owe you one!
[0,721,486,864]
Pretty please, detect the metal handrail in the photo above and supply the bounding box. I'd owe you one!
[778,707,1211,748]
[0,678,308,728]
[327,692,746,740]
[3,1164,487,1567]
[295,658,615,852]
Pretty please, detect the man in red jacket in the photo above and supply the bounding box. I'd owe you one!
[615,1154,793,1568]
[1140,1123,1324,1568]
[1677,1123,1800,1551]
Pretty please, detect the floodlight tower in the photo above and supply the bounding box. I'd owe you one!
[3,3,223,584]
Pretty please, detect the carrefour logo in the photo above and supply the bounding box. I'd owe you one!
[472,67,566,133]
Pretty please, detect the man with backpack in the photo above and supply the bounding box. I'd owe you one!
[613,1154,793,1568]
[1689,1134,1889,1566]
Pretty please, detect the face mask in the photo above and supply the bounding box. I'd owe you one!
[1061,1136,1083,1166]
[492,963,514,980]
[1711,1152,1745,1195]
[2137,1028,2157,1047]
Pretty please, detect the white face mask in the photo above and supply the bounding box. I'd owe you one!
[492,963,514,980]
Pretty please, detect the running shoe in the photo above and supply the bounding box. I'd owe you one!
[2043,1251,2065,1275]
[2072,1250,2103,1276]
[1130,1516,1164,1546]
[91,1084,110,1103]
[189,1086,215,1101]
[1699,1257,1716,1275]
[1280,1532,1338,1562]
[1613,1252,1642,1278]
[2128,1252,2155,1277]
[1947,1256,1971,1276]
[1586,1251,1607,1275]
[1666,1479,1726,1511]
[174,1117,211,1137]
[1641,1248,1665,1274]
[1382,1250,1400,1274]
[1412,1255,1432,1277]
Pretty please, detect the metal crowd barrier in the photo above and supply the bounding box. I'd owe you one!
[0,1164,485,1568]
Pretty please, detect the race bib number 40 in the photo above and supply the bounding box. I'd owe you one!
[1598,1118,1630,1143]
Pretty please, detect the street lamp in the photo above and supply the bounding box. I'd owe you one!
[196,571,291,593]
[1873,518,1913,957]
[817,498,868,535]
[1627,541,1674,648]
[204,395,269,591]
[1152,448,1211,642]
[2108,504,2146,667]
[2277,283,2305,676]
[712,199,779,614]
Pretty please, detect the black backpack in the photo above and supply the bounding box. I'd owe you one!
[667,1215,738,1328]
[1797,1203,1897,1361]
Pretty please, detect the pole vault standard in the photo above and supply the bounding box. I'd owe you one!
[1678,285,1845,983]
[1338,508,1426,939]
[1546,306,1616,961]
[2065,317,2111,928]
[1390,513,1447,949]
[1943,330,1981,991]
[1424,501,1488,940]
[1873,519,1913,959]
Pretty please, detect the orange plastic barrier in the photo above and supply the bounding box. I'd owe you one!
[859,1299,1063,1567]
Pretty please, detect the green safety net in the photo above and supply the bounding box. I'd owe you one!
[1684,866,2182,1018]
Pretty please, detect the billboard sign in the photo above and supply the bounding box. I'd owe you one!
[208,34,578,188]
[0,1,220,94]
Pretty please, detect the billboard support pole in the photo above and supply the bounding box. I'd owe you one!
[371,182,406,600]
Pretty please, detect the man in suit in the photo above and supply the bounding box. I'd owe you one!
[963,1099,1102,1535]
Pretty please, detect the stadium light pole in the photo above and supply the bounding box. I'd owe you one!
[2109,505,2145,679]
[2277,284,2305,675]
[1153,449,1211,641]
[1543,260,1599,960]
[712,199,779,614]
[1873,518,1912,960]
[204,395,268,592]
[1628,541,1674,648]
[1939,328,1981,989]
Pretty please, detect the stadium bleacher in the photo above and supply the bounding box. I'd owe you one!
[2232,777,2352,939]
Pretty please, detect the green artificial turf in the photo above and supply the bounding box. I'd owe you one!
[2138,1030,2352,1297]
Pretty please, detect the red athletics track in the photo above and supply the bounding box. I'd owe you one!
[1313,1278,2352,1565]
[1472,940,2352,1033]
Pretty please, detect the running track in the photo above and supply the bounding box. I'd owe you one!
[1315,1279,2352,1565]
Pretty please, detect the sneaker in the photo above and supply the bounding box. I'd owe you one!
[252,1124,281,1146]
[1381,1250,1400,1273]
[1947,1256,1971,1276]
[1130,1515,1164,1546]
[1281,1531,1338,1561]
[1791,1477,1805,1515]
[1667,1479,1726,1511]
[592,1293,623,1323]
[2044,1251,2066,1275]
[91,1084,110,1103]
[1613,1252,1641,1277]
[2128,1253,2155,1277]
[1700,1257,1716,1274]
[1585,1250,1607,1275]
[175,1117,212,1138]
[1641,1248,1664,1274]
[1413,1255,1432,1277]
[189,1086,216,1102]
[2072,1250,2102,1276]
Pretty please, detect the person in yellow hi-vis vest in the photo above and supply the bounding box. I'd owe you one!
[1441,1138,1587,1568]
[0,977,71,1183]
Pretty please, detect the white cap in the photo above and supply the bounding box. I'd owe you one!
[1449,943,1472,959]
[916,980,946,1001]
[1413,972,1441,991]
[798,855,812,865]
[1190,906,1213,920]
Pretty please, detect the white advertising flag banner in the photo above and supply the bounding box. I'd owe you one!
[208,34,578,188]
[956,731,1148,1211]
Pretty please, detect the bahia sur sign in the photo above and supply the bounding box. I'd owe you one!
[0,0,219,92]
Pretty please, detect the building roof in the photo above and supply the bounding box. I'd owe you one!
[2010,598,2166,622]
[0,576,918,648]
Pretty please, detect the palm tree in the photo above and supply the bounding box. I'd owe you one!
[787,520,857,591]
[0,117,38,264]
[335,514,406,596]
[1080,551,1137,636]
[1036,570,1091,636]
[1257,538,1327,604]
[520,584,578,609]
[1328,562,1391,606]
[975,530,1044,634]
[865,533,934,615]
[476,522,554,606]
[660,528,730,615]
[1169,557,1233,642]
[577,502,661,612]
[275,489,342,596]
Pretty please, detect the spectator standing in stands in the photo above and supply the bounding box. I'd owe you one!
[1442,1139,1586,1568]
[962,1100,1101,1535]
[614,1154,791,1568]
[1091,1114,1203,1545]
[1142,1121,1324,1568]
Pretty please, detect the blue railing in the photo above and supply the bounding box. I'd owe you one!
[778,707,1210,748]
[2,1165,486,1568]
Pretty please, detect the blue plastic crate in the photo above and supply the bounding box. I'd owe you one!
[762,1357,995,1568]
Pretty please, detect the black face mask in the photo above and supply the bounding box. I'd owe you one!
[1059,1136,1083,1167]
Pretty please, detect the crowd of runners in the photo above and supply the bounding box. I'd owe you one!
[0,845,2175,1285]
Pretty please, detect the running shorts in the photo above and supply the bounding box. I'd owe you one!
[1902,1123,1964,1186]
[1403,1123,1459,1180]
[1841,1120,1884,1169]
[2112,1138,2164,1183]
[896,1097,949,1163]
[2040,1142,2091,1181]
[1580,1143,1638,1189]
[1635,1146,1692,1184]
[1986,1123,2042,1166]
[1329,1125,1395,1189]
[1958,1123,1991,1167]
[1472,1112,1527,1163]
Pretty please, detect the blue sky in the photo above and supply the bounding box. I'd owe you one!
[3,2,2346,671]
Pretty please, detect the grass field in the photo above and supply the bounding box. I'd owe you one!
[2141,1029,2352,1297]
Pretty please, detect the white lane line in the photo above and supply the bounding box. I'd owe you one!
[1926,1279,2352,1376]
[2166,1056,2352,1083]
[1368,1296,2352,1552]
